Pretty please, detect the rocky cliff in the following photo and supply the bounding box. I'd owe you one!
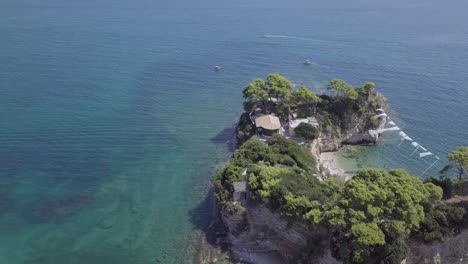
[221,203,339,264]
[406,229,468,264]
[317,93,389,152]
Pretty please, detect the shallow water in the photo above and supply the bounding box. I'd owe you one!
[0,0,467,263]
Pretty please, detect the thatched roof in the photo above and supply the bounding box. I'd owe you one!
[255,115,281,130]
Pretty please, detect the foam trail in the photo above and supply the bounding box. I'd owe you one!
[307,62,331,68]
[262,34,330,43]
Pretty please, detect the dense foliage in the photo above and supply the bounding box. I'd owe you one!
[425,176,454,199]
[249,164,337,221]
[242,75,384,126]
[294,123,319,140]
[217,75,468,263]
[315,80,384,132]
[238,74,387,146]
[214,139,453,263]
[413,203,465,242]
[323,169,442,263]
[213,135,317,206]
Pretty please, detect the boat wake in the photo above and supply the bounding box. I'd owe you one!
[307,62,330,68]
[262,34,329,43]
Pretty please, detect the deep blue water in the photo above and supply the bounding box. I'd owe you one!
[0,0,467,263]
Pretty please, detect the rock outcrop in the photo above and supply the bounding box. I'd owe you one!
[221,203,338,264]
[406,229,468,264]
[222,91,391,263]
[317,108,388,152]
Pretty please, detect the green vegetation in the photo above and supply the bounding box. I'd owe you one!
[287,86,320,111]
[213,138,463,263]
[219,75,468,263]
[327,79,358,100]
[413,203,465,242]
[294,123,319,140]
[323,169,442,263]
[213,135,317,206]
[425,176,454,199]
[441,146,468,180]
[267,73,294,100]
[239,74,386,142]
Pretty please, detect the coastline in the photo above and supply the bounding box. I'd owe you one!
[318,151,350,179]
[312,138,356,181]
[316,145,373,181]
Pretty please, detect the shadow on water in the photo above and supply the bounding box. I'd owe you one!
[189,184,232,264]
[189,185,216,235]
[187,126,241,263]
[210,127,237,153]
[21,192,95,224]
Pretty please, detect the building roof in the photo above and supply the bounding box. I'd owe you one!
[307,117,319,127]
[233,181,247,192]
[289,117,319,129]
[289,118,309,129]
[255,115,281,130]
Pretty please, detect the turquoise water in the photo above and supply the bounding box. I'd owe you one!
[1,0,467,263]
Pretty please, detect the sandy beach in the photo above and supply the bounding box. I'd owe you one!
[319,151,350,180]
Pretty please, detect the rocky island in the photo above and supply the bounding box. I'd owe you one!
[208,74,468,264]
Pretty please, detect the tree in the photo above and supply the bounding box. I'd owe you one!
[323,168,442,263]
[242,78,269,112]
[355,82,376,98]
[267,74,293,100]
[287,86,320,110]
[441,147,468,180]
[413,203,465,242]
[424,176,454,199]
[294,123,319,140]
[231,138,271,167]
[275,104,291,120]
[248,165,291,198]
[266,134,317,172]
[327,79,358,100]
[242,78,265,99]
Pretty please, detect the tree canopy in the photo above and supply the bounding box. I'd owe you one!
[213,135,317,206]
[242,78,269,112]
[267,73,293,100]
[212,132,462,263]
[327,79,359,100]
[323,169,442,263]
[294,122,319,140]
[218,74,468,263]
[287,86,320,109]
[239,75,384,135]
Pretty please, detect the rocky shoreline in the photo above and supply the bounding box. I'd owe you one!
[202,75,468,264]
[200,121,387,263]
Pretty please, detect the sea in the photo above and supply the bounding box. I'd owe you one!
[0,0,467,263]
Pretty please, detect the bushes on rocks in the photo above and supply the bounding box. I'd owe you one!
[294,122,319,140]
[213,135,317,206]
